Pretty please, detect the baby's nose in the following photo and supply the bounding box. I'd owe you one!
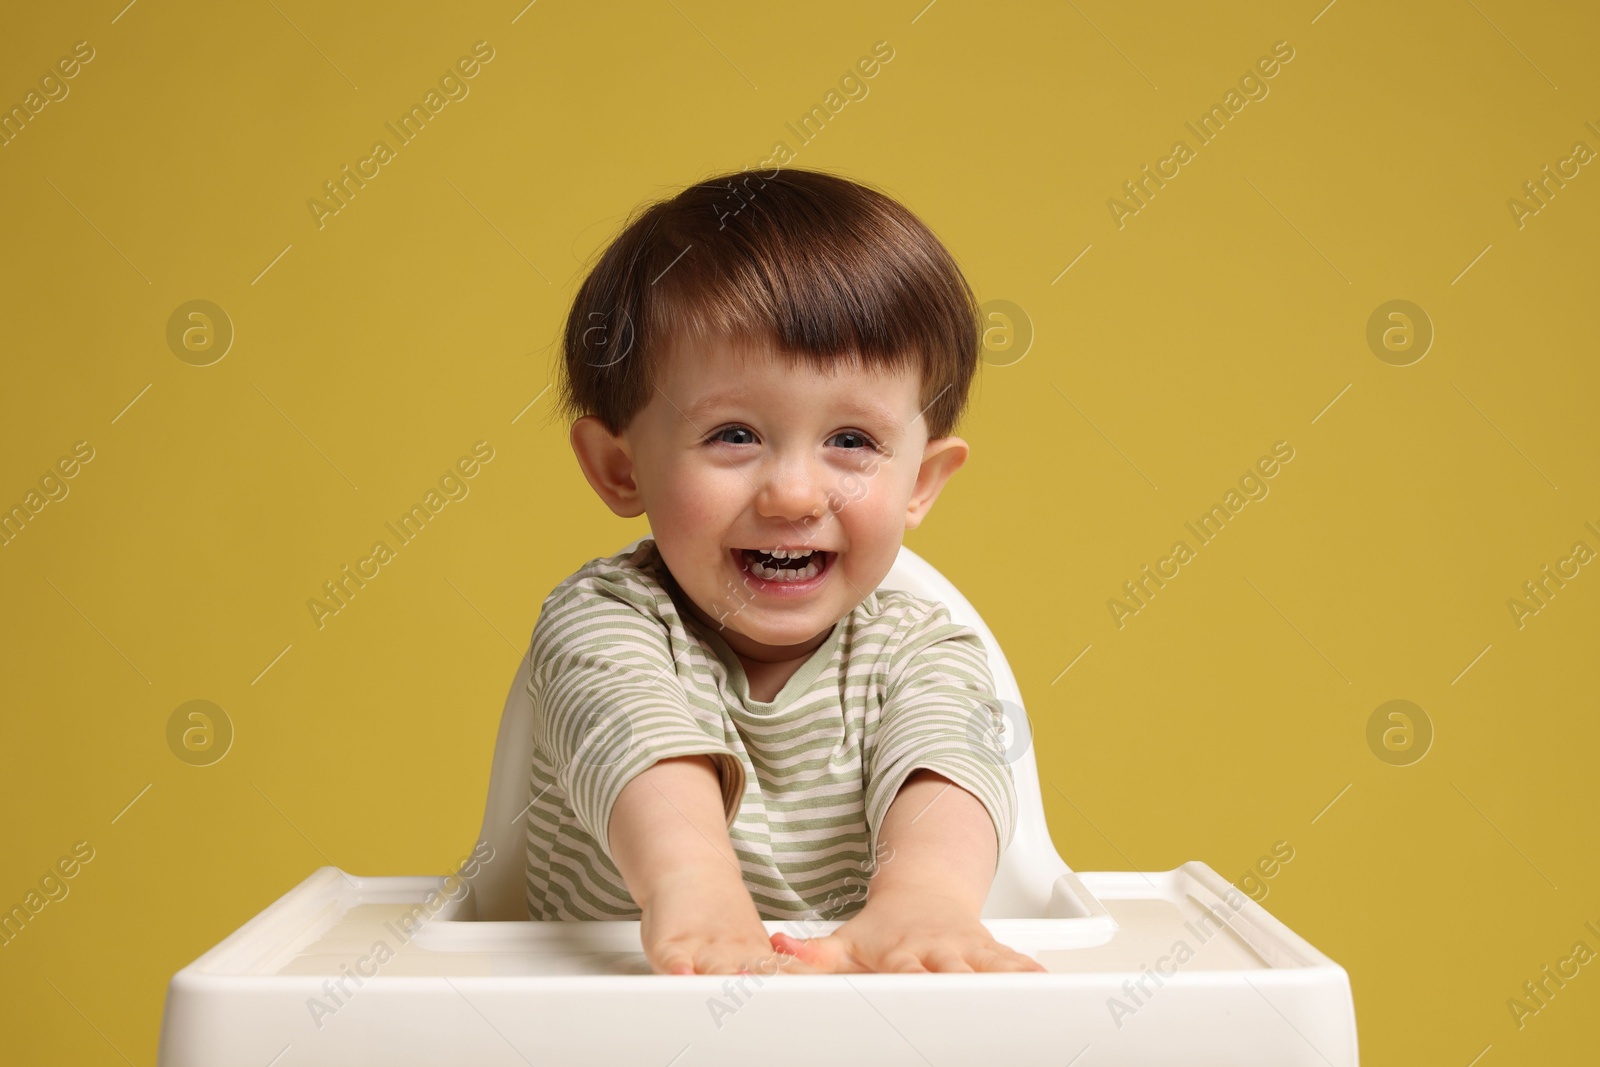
[755,459,831,522]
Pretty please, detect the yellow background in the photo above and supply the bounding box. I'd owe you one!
[2,0,1596,1063]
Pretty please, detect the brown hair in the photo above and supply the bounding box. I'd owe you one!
[550,167,981,441]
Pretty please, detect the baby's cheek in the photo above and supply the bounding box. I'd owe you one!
[846,492,906,533]
[835,468,871,502]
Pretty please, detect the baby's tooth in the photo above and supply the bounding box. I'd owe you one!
[757,559,813,580]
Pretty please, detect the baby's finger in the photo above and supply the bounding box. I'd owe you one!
[770,931,860,973]
[709,947,785,976]
[922,949,975,973]
[878,949,930,974]
[1002,945,1049,972]
[656,949,698,975]
[676,942,754,975]
[740,947,819,976]
[778,951,827,975]
[971,945,1047,973]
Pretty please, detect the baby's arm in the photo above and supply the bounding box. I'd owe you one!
[770,601,1043,973]
[771,768,1045,973]
[867,767,1001,912]
[609,754,816,976]
[527,575,815,974]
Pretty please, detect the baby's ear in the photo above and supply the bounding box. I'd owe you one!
[570,416,646,518]
[905,436,969,530]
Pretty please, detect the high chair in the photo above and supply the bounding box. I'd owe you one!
[157,536,1359,1066]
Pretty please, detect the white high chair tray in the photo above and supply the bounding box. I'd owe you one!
[157,860,1355,1066]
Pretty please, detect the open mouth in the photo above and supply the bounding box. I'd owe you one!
[733,547,833,585]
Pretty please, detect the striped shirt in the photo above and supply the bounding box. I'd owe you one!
[523,537,1016,922]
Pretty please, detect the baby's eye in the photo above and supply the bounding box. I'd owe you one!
[829,430,880,451]
[707,425,755,446]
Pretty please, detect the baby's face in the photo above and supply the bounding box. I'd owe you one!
[581,331,967,666]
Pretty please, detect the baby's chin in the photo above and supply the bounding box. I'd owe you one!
[736,618,839,651]
[684,594,844,656]
[701,602,833,642]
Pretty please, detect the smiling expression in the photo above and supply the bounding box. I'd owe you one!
[569,331,969,670]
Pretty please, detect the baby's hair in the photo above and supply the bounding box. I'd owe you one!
[550,167,982,441]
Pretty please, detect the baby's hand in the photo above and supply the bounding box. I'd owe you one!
[641,871,824,976]
[769,888,1047,974]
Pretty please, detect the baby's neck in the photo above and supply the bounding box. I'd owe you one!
[741,656,803,703]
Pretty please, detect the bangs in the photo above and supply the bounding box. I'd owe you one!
[556,168,979,438]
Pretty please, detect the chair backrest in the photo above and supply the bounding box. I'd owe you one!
[466,536,1068,920]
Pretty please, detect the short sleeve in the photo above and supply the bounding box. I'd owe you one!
[864,601,1017,873]
[527,574,745,864]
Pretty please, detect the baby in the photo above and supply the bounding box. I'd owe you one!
[526,167,1044,977]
